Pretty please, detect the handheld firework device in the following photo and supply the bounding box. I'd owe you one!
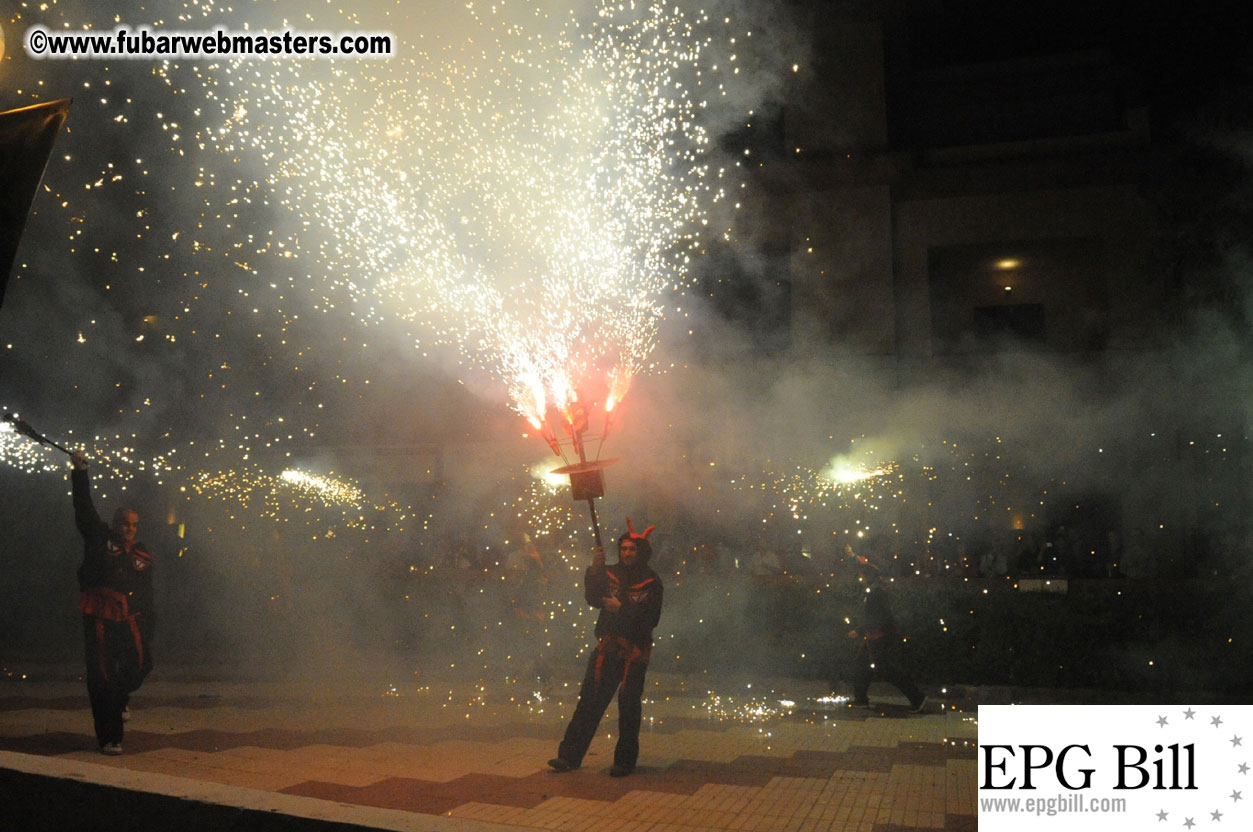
[527,393,622,549]
[2,412,72,456]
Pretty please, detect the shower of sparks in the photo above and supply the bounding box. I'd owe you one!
[1,0,744,533]
[188,463,409,532]
[729,456,906,544]
[815,694,851,707]
[0,413,177,490]
[0,419,64,476]
[185,0,734,426]
[279,468,365,507]
[6,4,1240,707]
[4,8,1242,715]
[529,458,571,495]
[699,690,798,723]
[716,433,1148,565]
[821,456,896,485]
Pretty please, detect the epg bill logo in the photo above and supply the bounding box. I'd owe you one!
[978,706,1250,831]
[983,741,1196,790]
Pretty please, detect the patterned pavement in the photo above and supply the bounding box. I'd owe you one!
[0,665,977,831]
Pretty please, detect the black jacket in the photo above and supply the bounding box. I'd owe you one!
[72,468,155,623]
[860,584,898,638]
[584,560,663,648]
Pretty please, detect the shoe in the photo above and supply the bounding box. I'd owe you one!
[609,765,633,777]
[909,696,928,714]
[101,742,123,756]
[547,757,572,772]
[121,707,130,722]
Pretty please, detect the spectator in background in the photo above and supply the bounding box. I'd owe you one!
[840,545,926,714]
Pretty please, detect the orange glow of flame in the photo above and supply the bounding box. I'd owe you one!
[605,365,633,412]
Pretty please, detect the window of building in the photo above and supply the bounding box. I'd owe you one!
[928,238,1107,354]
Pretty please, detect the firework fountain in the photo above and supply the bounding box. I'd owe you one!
[0,0,742,535]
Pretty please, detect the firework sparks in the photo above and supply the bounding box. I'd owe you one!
[2,0,745,535]
[821,456,896,485]
[187,461,408,532]
[698,689,801,724]
[279,468,365,507]
[529,459,571,495]
[188,1,733,425]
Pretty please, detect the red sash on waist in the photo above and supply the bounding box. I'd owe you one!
[80,586,130,620]
[81,587,144,677]
[592,635,651,689]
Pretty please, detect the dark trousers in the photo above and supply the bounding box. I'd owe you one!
[83,616,150,746]
[852,638,923,707]
[557,647,648,769]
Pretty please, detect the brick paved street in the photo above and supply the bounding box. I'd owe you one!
[0,665,977,831]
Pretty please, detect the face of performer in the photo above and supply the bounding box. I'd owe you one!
[619,538,638,567]
[112,509,139,544]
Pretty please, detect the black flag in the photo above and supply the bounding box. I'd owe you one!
[0,98,71,308]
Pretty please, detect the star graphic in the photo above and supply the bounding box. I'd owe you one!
[1183,708,1196,720]
[1210,809,1222,822]
[1184,818,1195,829]
[1231,790,1242,802]
[1157,809,1169,821]
[1232,736,1243,748]
[1239,763,1249,775]
[1158,715,1169,728]
[1212,715,1224,728]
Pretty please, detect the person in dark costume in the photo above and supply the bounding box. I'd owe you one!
[549,519,663,777]
[844,545,926,713]
[70,452,155,754]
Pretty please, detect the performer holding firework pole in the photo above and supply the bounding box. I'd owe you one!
[4,413,155,754]
[548,517,662,777]
[525,380,663,776]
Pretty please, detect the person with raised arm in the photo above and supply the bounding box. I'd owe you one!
[70,451,155,754]
[548,519,662,777]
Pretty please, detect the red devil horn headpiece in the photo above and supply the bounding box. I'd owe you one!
[625,517,655,539]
